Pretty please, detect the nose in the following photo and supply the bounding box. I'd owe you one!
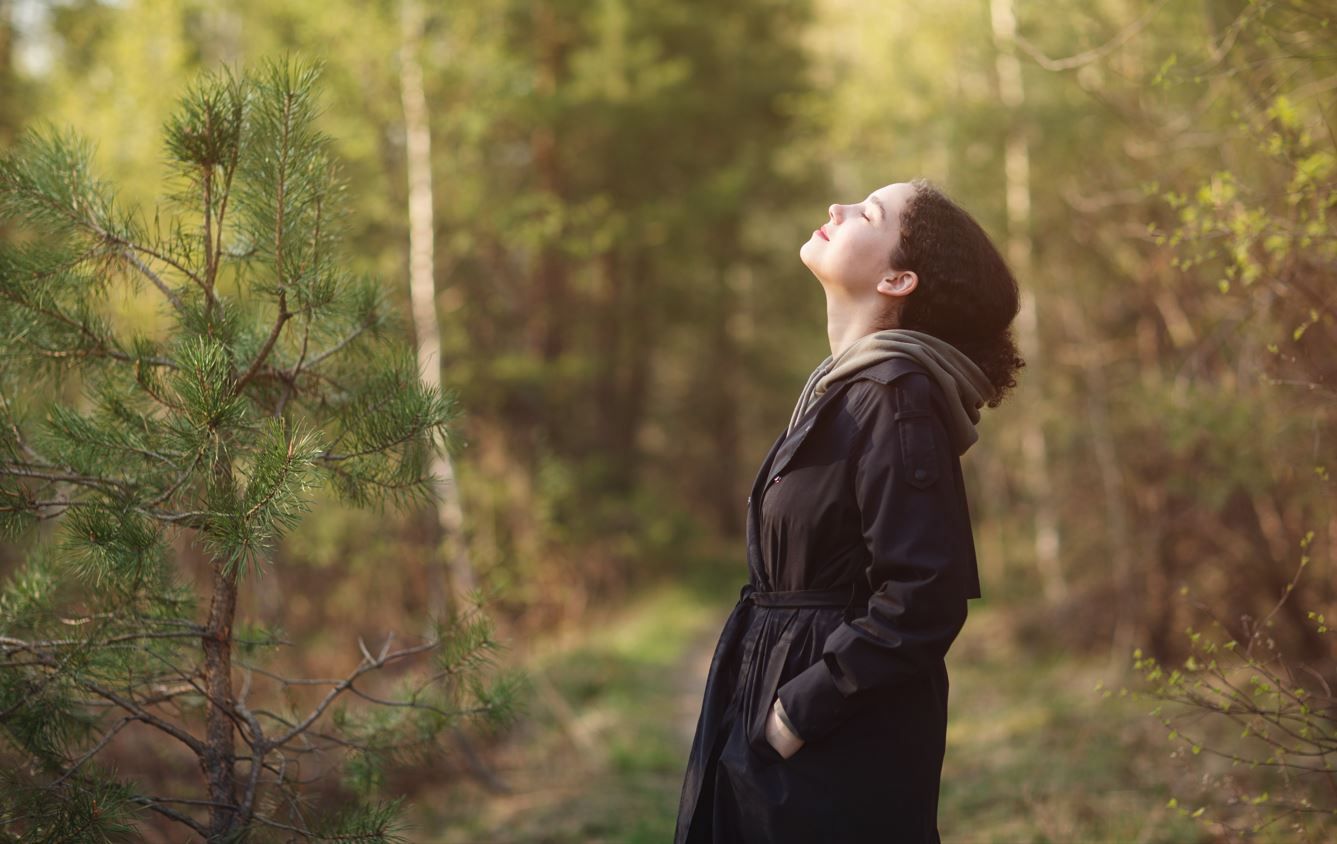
[828,204,842,223]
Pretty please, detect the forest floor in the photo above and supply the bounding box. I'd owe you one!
[407,559,1223,844]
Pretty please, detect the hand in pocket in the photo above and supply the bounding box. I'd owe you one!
[764,697,805,759]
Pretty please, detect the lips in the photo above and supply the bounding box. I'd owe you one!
[816,226,830,241]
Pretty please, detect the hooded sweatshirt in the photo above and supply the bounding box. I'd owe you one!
[786,328,997,456]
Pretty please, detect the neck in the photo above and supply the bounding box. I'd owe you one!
[823,288,894,359]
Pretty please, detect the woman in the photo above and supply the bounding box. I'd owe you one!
[673,179,1024,843]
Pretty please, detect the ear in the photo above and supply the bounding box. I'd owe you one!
[876,269,917,297]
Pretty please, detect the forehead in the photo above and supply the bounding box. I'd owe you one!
[869,182,913,210]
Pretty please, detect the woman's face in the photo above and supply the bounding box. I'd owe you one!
[800,181,917,300]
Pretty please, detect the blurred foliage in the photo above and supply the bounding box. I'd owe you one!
[0,55,519,840]
[1131,532,1334,840]
[1,0,1335,838]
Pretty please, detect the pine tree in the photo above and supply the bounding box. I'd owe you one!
[0,55,519,842]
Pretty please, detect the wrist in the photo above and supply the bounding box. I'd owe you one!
[773,698,802,741]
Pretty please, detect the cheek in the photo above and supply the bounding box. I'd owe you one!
[832,236,881,272]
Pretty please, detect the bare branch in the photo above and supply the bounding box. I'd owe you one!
[232,291,292,396]
[127,796,216,837]
[302,321,372,370]
[120,247,188,315]
[234,669,267,824]
[51,716,136,786]
[1011,0,1170,72]
[76,674,207,755]
[0,629,202,651]
[145,446,207,508]
[0,465,131,491]
[266,638,439,750]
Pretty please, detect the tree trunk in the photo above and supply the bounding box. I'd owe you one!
[990,0,1066,603]
[201,459,239,840]
[710,258,742,535]
[530,0,567,366]
[595,250,635,491]
[400,0,478,616]
[1079,323,1139,681]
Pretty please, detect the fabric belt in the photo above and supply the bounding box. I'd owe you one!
[738,582,869,609]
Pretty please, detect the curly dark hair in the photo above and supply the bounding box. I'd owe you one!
[884,178,1025,408]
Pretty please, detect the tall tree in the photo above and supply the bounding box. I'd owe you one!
[12,0,821,624]
[990,0,1066,604]
[398,0,477,619]
[0,57,516,841]
[0,0,27,150]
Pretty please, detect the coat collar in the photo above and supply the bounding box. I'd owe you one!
[749,356,929,496]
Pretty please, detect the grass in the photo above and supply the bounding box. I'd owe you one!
[939,607,1207,843]
[412,560,739,843]
[406,564,1316,843]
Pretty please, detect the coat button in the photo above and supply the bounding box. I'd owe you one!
[914,468,929,482]
[772,475,782,484]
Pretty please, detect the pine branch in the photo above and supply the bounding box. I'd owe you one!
[264,636,440,751]
[0,283,139,368]
[301,320,372,371]
[0,465,131,492]
[0,629,202,650]
[233,669,267,824]
[145,446,207,508]
[75,674,207,755]
[2,641,207,756]
[0,634,89,723]
[244,811,317,839]
[125,796,212,837]
[121,239,205,293]
[233,292,291,396]
[50,715,136,787]
[0,128,201,312]
[0,55,498,841]
[207,120,242,314]
[118,247,187,315]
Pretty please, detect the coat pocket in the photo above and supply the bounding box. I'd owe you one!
[745,619,802,765]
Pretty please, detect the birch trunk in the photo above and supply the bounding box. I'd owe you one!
[1059,294,1139,682]
[990,0,1067,603]
[400,0,478,616]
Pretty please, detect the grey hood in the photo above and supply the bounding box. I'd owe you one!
[786,328,996,456]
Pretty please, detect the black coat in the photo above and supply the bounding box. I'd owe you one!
[673,356,983,844]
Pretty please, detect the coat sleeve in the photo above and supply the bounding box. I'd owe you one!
[774,373,974,743]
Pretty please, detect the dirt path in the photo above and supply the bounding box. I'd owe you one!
[416,580,734,843]
[409,585,1221,843]
[672,623,722,747]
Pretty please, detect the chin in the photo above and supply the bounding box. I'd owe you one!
[798,240,818,269]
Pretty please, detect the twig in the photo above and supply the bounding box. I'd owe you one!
[266,638,439,750]
[1011,0,1170,72]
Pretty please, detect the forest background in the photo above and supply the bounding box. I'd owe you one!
[0,0,1333,841]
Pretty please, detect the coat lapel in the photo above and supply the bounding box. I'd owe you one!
[743,356,928,587]
[747,429,788,505]
[764,392,836,481]
[765,356,928,481]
